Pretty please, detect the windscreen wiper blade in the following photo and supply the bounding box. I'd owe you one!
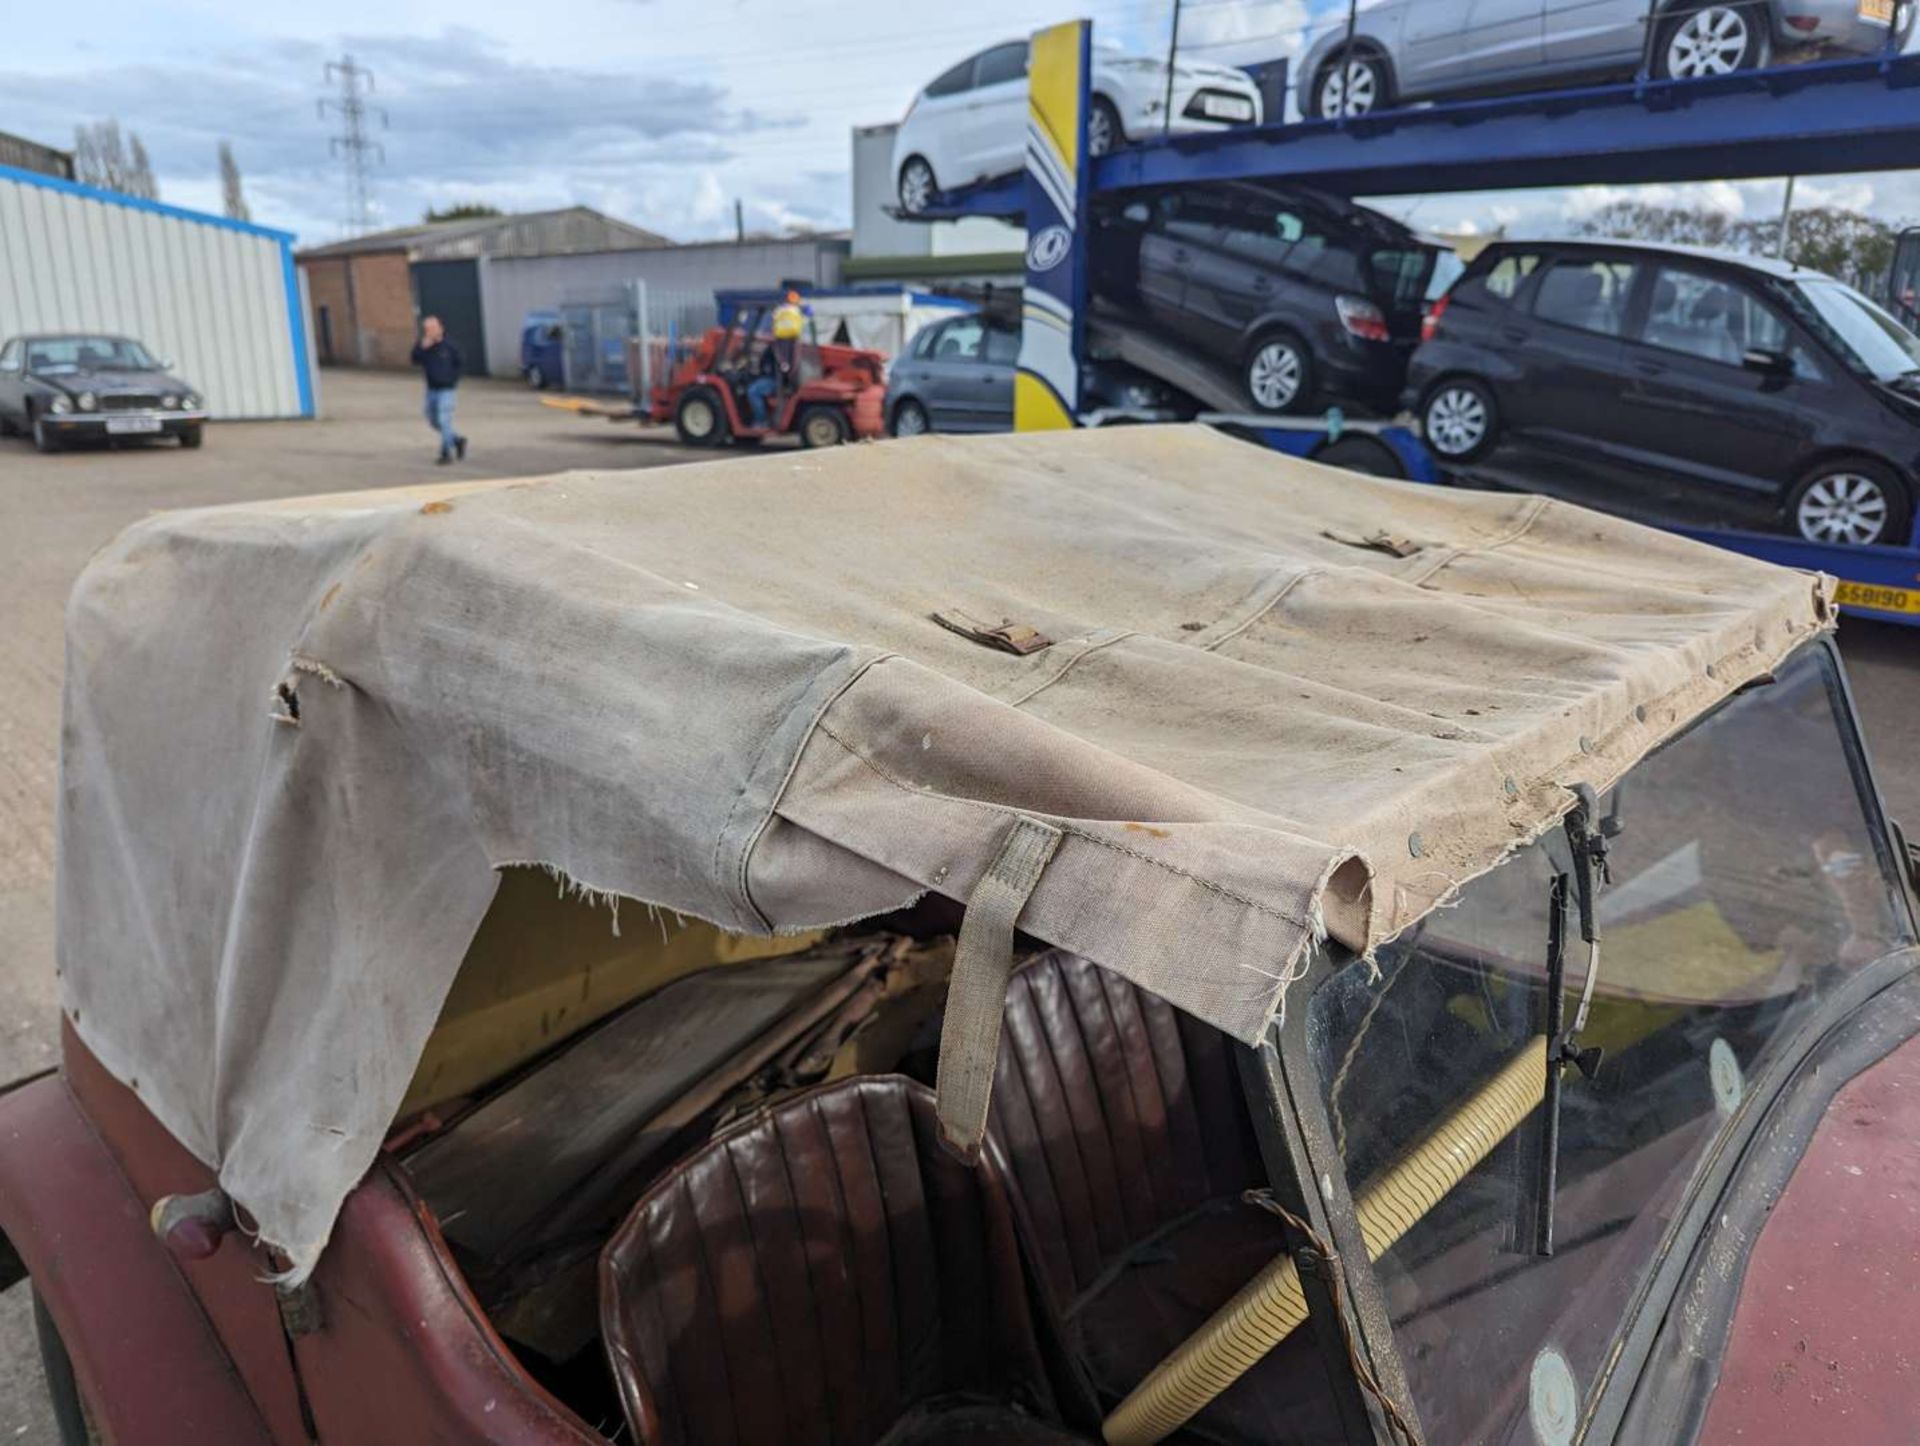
[1532,783,1614,1257]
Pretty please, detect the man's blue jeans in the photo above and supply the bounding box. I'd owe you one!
[747,377,778,427]
[425,387,460,456]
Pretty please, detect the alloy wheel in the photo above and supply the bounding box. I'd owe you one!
[1667,7,1750,78]
[1087,104,1115,158]
[1319,57,1378,117]
[1248,341,1304,409]
[1796,472,1890,545]
[1426,386,1489,457]
[899,159,935,214]
[894,401,929,437]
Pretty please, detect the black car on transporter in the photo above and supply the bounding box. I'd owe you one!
[1090,182,1438,415]
[1409,241,1920,546]
[0,334,206,453]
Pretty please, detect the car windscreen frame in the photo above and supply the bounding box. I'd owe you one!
[1249,633,1918,1446]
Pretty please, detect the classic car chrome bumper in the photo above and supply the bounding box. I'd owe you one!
[45,408,208,435]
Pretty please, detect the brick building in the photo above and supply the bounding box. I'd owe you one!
[296,206,667,371]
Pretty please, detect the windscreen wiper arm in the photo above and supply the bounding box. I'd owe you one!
[1533,783,1615,1257]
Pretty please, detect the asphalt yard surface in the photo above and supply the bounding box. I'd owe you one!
[0,375,1913,1436]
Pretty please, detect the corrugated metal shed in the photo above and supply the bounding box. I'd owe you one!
[0,163,313,421]
[298,207,669,263]
[478,234,850,379]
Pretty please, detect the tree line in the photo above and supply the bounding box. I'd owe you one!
[1574,198,1909,292]
[72,120,252,222]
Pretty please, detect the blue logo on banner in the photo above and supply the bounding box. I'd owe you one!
[1027,224,1072,273]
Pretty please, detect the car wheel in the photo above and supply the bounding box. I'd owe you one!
[33,1292,101,1446]
[1314,49,1390,118]
[1420,379,1499,462]
[180,425,205,449]
[898,155,937,215]
[674,388,728,447]
[1087,96,1124,158]
[1656,4,1768,79]
[1788,461,1910,546]
[1244,332,1315,414]
[892,398,931,437]
[526,364,545,390]
[799,406,851,448]
[30,409,60,454]
[1313,435,1408,479]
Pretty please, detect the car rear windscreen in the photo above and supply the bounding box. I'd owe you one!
[1370,247,1437,312]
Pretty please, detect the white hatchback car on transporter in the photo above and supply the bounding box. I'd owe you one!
[891,39,1264,213]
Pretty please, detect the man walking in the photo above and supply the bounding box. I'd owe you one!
[410,315,468,464]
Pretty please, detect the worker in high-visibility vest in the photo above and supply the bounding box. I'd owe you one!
[750,292,808,427]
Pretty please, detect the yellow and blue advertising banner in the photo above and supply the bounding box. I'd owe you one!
[1015,20,1091,431]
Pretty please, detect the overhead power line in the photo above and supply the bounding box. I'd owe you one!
[319,55,388,237]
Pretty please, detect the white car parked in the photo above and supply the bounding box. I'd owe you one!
[892,40,1264,213]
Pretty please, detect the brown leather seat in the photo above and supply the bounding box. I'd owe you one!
[991,950,1345,1444]
[599,1075,1085,1446]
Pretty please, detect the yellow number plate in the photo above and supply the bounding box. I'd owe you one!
[1861,0,1895,24]
[1835,579,1920,614]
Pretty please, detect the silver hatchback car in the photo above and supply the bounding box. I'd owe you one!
[1299,0,1914,118]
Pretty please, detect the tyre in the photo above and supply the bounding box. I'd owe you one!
[1313,435,1408,479]
[897,155,936,215]
[1243,332,1315,414]
[526,364,545,390]
[798,406,851,449]
[1787,460,1910,546]
[180,425,205,449]
[1312,48,1391,118]
[30,409,60,454]
[33,1292,100,1446]
[1654,4,1769,80]
[1087,96,1125,158]
[891,398,931,438]
[1420,378,1499,463]
[673,387,728,447]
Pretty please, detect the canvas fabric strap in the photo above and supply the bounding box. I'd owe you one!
[935,815,1064,1157]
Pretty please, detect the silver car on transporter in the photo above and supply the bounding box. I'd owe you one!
[1298,0,1914,118]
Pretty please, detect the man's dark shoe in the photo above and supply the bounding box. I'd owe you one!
[455,435,468,460]
[436,453,452,466]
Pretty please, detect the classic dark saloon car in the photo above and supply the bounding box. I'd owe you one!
[1,427,1912,1445]
[0,333,207,452]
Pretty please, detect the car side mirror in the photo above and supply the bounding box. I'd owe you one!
[1742,348,1792,378]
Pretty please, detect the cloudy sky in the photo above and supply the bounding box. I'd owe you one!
[6,0,1917,247]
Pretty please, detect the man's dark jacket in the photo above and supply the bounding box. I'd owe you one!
[411,338,463,389]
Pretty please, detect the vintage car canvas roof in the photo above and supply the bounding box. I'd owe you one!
[56,425,1832,1276]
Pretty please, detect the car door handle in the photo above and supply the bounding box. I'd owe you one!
[1251,276,1274,293]
[1499,326,1529,344]
[1172,247,1191,263]
[1632,359,1665,377]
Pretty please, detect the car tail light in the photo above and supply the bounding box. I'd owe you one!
[1336,295,1391,342]
[1422,294,1451,343]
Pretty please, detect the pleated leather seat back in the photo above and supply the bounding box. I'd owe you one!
[990,949,1267,1310]
[600,1075,1062,1446]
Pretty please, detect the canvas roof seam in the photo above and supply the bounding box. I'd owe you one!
[1000,628,1136,708]
[806,719,1316,933]
[1404,492,1554,588]
[1196,568,1319,654]
[735,650,899,934]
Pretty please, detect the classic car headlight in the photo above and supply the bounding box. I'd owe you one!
[76,391,98,412]
[49,395,71,415]
[162,394,180,409]
[182,393,202,410]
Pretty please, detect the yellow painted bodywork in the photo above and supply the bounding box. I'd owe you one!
[1028,22,1084,175]
[400,866,823,1116]
[1014,372,1076,431]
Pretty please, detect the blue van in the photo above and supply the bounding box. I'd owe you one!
[520,312,564,390]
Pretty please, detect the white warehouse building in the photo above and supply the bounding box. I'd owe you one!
[0,162,315,421]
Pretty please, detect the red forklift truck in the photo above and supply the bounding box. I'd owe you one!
[650,299,887,448]
[542,298,888,448]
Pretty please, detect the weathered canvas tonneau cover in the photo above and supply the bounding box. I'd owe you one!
[57,425,1832,1275]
